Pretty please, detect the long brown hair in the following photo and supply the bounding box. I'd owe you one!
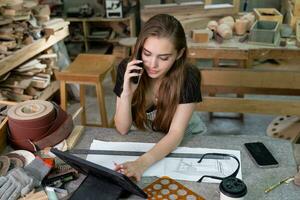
[130,14,188,133]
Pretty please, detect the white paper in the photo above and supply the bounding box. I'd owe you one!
[86,140,242,183]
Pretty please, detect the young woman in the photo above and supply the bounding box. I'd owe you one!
[113,14,206,181]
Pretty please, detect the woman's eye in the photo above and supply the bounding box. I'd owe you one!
[160,57,169,61]
[143,51,151,57]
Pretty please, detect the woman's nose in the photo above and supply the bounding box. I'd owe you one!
[149,57,158,68]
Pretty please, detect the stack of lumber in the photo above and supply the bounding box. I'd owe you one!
[0,0,68,60]
[0,52,57,101]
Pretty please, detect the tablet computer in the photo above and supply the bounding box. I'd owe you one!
[50,148,147,199]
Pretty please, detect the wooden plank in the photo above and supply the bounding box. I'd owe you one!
[197,97,300,115]
[202,85,300,96]
[188,47,248,60]
[66,125,84,150]
[0,117,7,153]
[141,3,238,22]
[200,68,300,89]
[0,100,17,106]
[248,48,300,60]
[0,26,69,76]
[142,2,204,15]
[38,80,60,100]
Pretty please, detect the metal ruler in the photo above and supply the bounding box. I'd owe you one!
[69,149,228,160]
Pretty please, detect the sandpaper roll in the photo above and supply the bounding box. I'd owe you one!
[7,100,73,152]
[8,100,55,142]
[8,100,54,121]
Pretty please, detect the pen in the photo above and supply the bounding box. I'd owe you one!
[264,176,294,193]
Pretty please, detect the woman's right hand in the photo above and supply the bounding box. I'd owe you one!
[121,60,143,97]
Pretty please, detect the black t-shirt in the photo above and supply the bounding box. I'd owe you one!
[113,58,202,104]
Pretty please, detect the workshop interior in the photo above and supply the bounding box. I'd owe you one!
[0,0,300,199]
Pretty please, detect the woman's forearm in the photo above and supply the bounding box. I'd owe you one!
[138,131,184,170]
[114,94,134,134]
[137,104,195,172]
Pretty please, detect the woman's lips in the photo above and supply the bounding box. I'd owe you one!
[147,69,158,75]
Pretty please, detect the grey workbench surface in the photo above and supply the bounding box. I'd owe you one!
[74,127,299,200]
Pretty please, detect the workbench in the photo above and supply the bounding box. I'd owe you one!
[73,127,300,200]
[187,35,300,68]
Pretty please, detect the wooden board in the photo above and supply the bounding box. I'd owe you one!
[66,125,85,150]
[197,97,300,116]
[200,68,300,90]
[0,117,7,153]
[141,2,240,23]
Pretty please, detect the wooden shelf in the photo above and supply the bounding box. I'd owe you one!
[0,26,69,76]
[66,14,134,23]
[65,13,136,53]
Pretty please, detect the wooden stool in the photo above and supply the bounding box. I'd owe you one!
[56,54,116,127]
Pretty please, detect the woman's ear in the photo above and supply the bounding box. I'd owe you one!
[176,48,185,60]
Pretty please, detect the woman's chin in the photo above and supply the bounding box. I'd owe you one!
[147,73,159,79]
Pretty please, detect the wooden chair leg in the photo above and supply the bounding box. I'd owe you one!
[60,81,67,111]
[111,66,116,85]
[213,58,219,67]
[79,85,86,126]
[237,93,244,122]
[208,92,215,120]
[96,82,108,127]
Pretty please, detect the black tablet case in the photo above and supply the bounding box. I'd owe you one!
[50,148,147,200]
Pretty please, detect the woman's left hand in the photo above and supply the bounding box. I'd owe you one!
[114,159,148,182]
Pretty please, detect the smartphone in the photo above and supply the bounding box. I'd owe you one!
[131,54,143,84]
[244,142,279,168]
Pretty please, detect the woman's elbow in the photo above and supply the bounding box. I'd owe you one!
[116,127,129,135]
[114,118,130,135]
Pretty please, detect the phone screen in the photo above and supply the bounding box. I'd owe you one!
[244,142,279,167]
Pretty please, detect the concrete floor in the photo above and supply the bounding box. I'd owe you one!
[67,58,300,166]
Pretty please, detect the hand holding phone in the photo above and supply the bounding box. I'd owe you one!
[244,142,279,168]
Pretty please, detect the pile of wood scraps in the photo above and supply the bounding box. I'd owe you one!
[0,0,68,60]
[191,13,255,43]
[0,52,57,101]
[0,0,32,21]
